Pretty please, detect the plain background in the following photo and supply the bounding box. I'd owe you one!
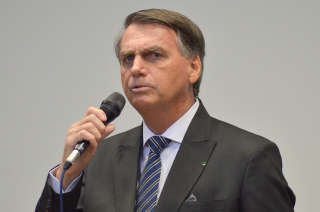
[1,0,319,211]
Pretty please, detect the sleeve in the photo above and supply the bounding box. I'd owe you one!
[35,172,84,212]
[240,142,296,212]
[48,166,82,194]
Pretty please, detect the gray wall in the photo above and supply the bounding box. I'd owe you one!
[1,0,319,211]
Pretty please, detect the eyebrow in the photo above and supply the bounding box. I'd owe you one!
[119,46,165,58]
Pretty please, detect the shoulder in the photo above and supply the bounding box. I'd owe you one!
[87,125,142,171]
[105,125,142,143]
[209,116,279,161]
[194,101,278,160]
[95,125,142,153]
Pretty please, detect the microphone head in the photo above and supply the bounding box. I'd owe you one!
[100,92,126,124]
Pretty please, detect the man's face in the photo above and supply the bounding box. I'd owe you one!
[119,23,200,112]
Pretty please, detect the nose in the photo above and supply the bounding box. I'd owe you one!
[130,55,146,76]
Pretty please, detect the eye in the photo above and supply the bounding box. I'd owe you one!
[151,52,162,59]
[153,52,160,58]
[122,54,135,66]
[145,52,162,61]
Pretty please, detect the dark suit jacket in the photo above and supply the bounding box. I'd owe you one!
[36,102,295,212]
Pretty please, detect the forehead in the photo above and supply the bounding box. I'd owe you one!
[120,23,179,53]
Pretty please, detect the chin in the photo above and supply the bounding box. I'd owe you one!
[129,96,158,111]
[130,97,153,107]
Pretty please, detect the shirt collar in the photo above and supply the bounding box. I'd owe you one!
[143,99,200,145]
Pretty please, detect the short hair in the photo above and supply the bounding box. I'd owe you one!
[115,9,205,97]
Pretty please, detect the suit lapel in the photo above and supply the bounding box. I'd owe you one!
[156,103,219,212]
[113,127,142,212]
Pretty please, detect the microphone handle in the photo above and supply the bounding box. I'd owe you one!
[63,92,125,170]
[64,141,89,169]
[64,109,116,169]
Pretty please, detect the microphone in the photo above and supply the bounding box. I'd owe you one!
[64,92,126,170]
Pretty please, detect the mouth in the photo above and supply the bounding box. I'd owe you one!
[130,85,151,92]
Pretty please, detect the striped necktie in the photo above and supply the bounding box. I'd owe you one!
[136,136,171,212]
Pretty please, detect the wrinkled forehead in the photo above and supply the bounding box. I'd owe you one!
[120,23,179,52]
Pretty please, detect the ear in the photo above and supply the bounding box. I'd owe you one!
[188,56,202,84]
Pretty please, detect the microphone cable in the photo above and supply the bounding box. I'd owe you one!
[59,162,72,212]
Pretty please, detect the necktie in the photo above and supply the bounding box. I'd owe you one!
[136,136,171,212]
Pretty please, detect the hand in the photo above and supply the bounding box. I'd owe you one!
[55,107,115,189]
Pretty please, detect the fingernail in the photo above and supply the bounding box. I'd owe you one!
[107,124,115,131]
[102,113,107,121]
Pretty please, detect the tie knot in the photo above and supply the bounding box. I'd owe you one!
[147,136,171,154]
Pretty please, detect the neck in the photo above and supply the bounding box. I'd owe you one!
[139,97,196,135]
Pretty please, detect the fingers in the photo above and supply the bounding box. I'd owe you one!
[104,124,115,137]
[68,126,98,148]
[66,106,112,148]
[71,122,103,142]
[58,107,116,186]
[85,106,106,122]
[72,108,106,127]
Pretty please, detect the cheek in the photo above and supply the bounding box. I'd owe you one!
[120,75,128,93]
[120,71,127,84]
[166,67,191,92]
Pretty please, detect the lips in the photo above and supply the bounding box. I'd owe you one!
[133,85,144,89]
[130,84,151,92]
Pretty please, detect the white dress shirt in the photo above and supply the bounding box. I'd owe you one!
[49,99,199,195]
[141,99,199,197]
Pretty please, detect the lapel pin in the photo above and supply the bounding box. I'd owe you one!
[201,162,207,166]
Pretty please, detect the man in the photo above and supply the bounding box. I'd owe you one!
[36,9,295,212]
